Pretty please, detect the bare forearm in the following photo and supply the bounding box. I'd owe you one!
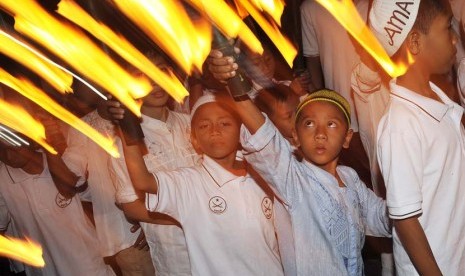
[46,153,80,198]
[306,56,324,90]
[394,216,442,275]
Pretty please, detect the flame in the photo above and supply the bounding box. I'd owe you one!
[0,0,149,116]
[0,31,73,94]
[56,0,188,103]
[315,0,412,77]
[187,0,263,54]
[0,236,44,267]
[0,69,120,158]
[236,0,296,66]
[112,0,212,75]
[0,98,56,154]
[250,0,285,26]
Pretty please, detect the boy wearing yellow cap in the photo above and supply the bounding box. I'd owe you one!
[207,49,391,274]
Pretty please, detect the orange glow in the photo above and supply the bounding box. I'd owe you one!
[112,0,212,74]
[236,0,297,67]
[57,0,188,102]
[250,0,285,26]
[0,98,56,154]
[0,0,150,116]
[0,236,44,267]
[0,31,73,94]
[187,0,263,54]
[315,0,412,77]
[0,69,120,158]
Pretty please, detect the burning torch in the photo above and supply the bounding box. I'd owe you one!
[211,28,253,101]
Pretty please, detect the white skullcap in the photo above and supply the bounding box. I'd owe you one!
[369,0,420,56]
[190,93,217,122]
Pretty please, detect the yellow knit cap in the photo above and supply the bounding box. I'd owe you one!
[295,89,351,126]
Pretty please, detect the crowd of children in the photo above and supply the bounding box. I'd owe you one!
[1,0,465,275]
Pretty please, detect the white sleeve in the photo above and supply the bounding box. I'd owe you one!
[301,1,320,57]
[109,139,139,204]
[61,128,88,187]
[377,117,423,220]
[145,168,194,223]
[351,62,382,98]
[240,116,301,208]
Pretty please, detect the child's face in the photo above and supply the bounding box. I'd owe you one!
[292,101,353,172]
[191,103,240,161]
[269,96,299,142]
[137,59,171,109]
[419,14,458,74]
[249,49,275,79]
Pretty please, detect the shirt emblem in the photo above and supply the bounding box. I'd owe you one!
[209,196,227,214]
[261,197,273,219]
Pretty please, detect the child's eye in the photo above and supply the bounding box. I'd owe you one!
[220,121,232,127]
[328,121,337,128]
[198,123,209,130]
[304,120,314,127]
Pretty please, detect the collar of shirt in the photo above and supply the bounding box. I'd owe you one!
[389,79,459,122]
[201,155,246,187]
[140,110,173,133]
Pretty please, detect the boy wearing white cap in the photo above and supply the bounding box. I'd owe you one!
[110,93,284,276]
[370,0,463,275]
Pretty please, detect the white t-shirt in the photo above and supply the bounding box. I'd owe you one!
[0,159,114,276]
[146,155,284,276]
[301,0,369,131]
[62,110,139,257]
[110,110,199,275]
[377,80,465,275]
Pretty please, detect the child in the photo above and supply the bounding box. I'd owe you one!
[112,93,284,276]
[108,53,198,275]
[369,0,463,275]
[209,47,390,275]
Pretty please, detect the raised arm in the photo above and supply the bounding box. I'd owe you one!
[207,49,265,134]
[106,98,158,194]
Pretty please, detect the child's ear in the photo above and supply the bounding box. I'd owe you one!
[291,128,300,148]
[406,31,421,56]
[342,128,354,149]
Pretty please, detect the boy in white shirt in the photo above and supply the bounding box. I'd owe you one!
[110,93,284,276]
[369,0,464,274]
[208,51,390,275]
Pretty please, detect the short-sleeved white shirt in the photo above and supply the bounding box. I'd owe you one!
[110,110,199,275]
[62,110,139,257]
[146,155,284,276]
[377,80,465,275]
[0,160,113,276]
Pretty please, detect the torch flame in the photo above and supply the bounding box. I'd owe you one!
[0,98,56,154]
[0,236,44,267]
[0,31,73,94]
[250,0,285,26]
[0,0,150,116]
[57,0,188,102]
[236,0,297,67]
[112,0,212,75]
[0,69,119,158]
[187,0,263,54]
[315,0,413,77]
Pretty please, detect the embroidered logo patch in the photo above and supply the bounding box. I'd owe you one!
[209,196,227,214]
[55,193,72,208]
[261,197,273,219]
